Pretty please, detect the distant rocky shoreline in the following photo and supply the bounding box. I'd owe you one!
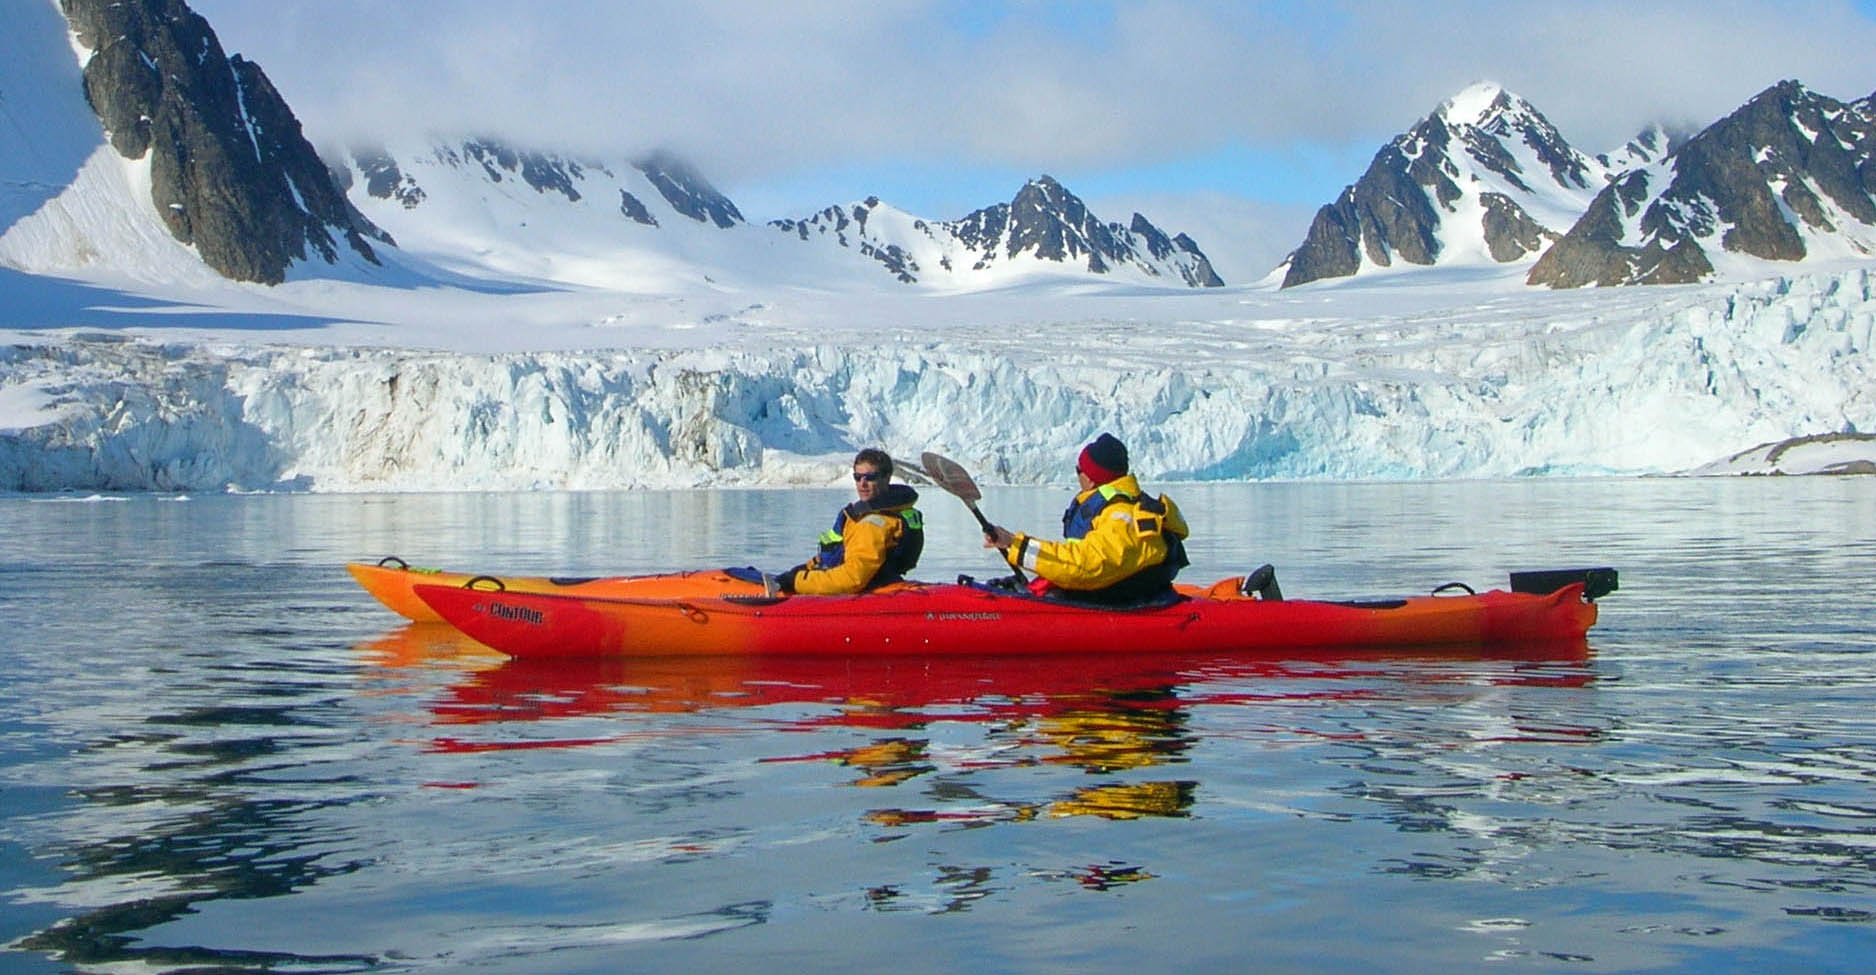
[1692,432,1876,475]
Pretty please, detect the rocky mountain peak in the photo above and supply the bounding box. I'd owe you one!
[1597,124,1680,173]
[772,176,1222,288]
[1010,175,1074,215]
[1281,83,1601,288]
[1463,88,1594,191]
[1437,81,1511,128]
[58,0,388,285]
[961,176,1221,285]
[1528,79,1876,287]
[1000,175,1118,269]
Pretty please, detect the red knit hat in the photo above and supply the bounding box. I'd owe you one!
[1076,433,1128,484]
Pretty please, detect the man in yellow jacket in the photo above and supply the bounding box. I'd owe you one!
[774,448,924,595]
[985,433,1189,606]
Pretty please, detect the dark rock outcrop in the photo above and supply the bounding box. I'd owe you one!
[60,0,388,284]
[1530,80,1876,288]
[353,149,426,209]
[1129,213,1227,287]
[1170,233,1225,288]
[1523,168,1717,286]
[772,199,920,282]
[1480,192,1549,262]
[457,140,588,202]
[618,190,658,226]
[635,152,744,228]
[410,139,614,206]
[1282,148,1444,286]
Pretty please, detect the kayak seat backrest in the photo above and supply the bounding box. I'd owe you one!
[1509,568,1619,601]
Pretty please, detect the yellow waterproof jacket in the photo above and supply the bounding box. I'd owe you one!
[789,493,923,595]
[1002,475,1189,595]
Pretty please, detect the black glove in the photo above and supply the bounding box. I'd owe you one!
[776,564,806,595]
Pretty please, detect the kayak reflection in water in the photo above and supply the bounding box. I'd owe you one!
[1037,691,1197,820]
[859,691,1200,825]
[985,433,1191,606]
[768,448,925,596]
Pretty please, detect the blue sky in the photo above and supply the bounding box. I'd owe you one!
[187,0,1876,279]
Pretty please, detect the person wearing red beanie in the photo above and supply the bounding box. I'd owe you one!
[985,433,1189,605]
[1076,432,1128,485]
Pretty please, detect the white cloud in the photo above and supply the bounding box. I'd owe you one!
[1087,190,1315,284]
[185,0,1876,214]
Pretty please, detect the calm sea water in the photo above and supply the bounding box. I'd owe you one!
[2,478,1873,974]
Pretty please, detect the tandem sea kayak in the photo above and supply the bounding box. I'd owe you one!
[386,564,1616,659]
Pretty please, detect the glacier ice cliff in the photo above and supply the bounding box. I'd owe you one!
[2,271,1872,492]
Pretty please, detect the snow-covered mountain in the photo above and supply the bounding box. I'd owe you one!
[1282,79,1876,291]
[335,141,1225,292]
[331,139,788,291]
[336,137,1226,292]
[5,0,1221,294]
[1528,81,1876,287]
[1278,83,1642,288]
[772,178,1224,289]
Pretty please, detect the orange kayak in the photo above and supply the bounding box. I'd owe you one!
[347,556,1278,623]
[405,567,1614,659]
[347,558,777,622]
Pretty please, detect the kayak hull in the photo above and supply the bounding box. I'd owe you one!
[411,576,1600,659]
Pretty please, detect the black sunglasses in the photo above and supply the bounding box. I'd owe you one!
[852,471,884,482]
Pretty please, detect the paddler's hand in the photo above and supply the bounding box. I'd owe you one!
[984,526,1015,551]
[761,566,801,597]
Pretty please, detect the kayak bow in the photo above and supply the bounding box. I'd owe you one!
[347,557,767,623]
